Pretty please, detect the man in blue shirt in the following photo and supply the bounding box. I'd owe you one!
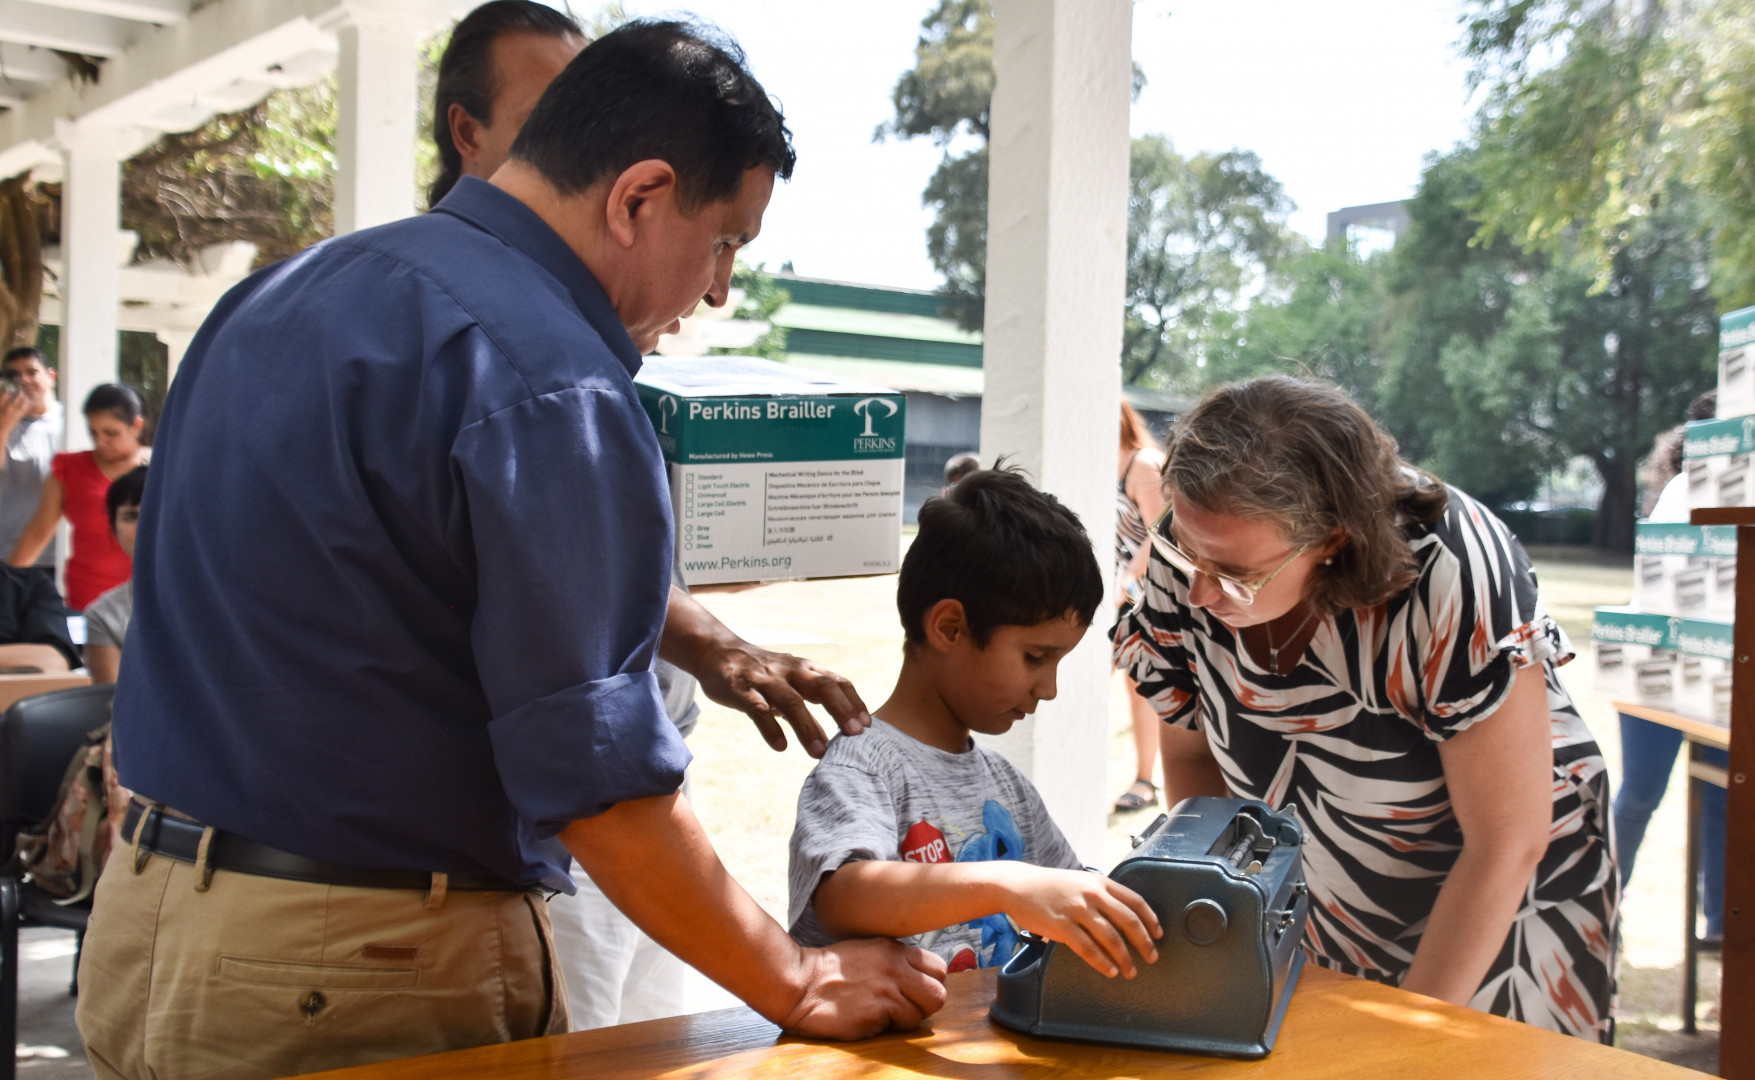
[77,21,946,1079]
[432,1,879,1032]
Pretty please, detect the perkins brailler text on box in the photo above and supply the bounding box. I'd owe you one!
[636,356,906,586]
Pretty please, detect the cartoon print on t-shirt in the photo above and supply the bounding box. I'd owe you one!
[899,799,1026,971]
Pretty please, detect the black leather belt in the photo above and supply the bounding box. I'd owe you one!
[120,801,522,893]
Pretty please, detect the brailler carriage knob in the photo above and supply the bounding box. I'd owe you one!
[1181,899,1228,945]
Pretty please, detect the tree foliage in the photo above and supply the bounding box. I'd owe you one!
[1124,136,1297,387]
[877,0,993,331]
[123,81,337,268]
[717,261,790,362]
[1463,0,1755,309]
[1223,148,1717,547]
[882,2,1290,383]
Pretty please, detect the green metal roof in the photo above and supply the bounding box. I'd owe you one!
[781,355,983,396]
[772,303,980,346]
[768,275,1190,412]
[775,275,946,318]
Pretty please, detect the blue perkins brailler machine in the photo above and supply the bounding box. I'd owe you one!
[991,797,1310,1059]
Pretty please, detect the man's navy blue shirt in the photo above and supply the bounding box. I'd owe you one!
[114,178,688,893]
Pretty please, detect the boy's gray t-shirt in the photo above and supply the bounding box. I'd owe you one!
[787,718,1082,972]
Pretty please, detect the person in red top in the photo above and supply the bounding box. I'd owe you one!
[8,383,148,609]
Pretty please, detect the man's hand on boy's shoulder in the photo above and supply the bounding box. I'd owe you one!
[696,640,870,758]
[781,937,948,1039]
[660,585,871,758]
[999,865,1164,980]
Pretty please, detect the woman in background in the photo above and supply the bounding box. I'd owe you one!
[8,383,148,610]
[1113,401,1167,812]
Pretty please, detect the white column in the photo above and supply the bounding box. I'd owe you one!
[331,8,420,234]
[977,0,1133,863]
[160,330,196,386]
[57,119,124,453]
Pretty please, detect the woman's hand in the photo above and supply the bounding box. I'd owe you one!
[1400,662,1553,1005]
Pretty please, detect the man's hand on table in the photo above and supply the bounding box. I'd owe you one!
[780,938,948,1039]
[661,585,870,758]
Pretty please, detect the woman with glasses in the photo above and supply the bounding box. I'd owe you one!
[1113,376,1615,1041]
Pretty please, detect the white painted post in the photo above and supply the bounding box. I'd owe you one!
[56,119,124,453]
[160,330,196,386]
[977,0,1133,864]
[330,6,420,234]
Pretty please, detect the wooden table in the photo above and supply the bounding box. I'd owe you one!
[305,966,1708,1079]
[0,670,88,712]
[1617,700,1729,1034]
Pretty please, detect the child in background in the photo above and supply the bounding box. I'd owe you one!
[788,465,1162,977]
[84,465,146,684]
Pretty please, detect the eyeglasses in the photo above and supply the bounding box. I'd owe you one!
[1146,503,1309,607]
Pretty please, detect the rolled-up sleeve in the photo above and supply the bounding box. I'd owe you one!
[455,386,689,833]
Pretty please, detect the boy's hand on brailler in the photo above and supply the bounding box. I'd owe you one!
[1001,866,1162,979]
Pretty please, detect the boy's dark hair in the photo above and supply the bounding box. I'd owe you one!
[429,0,583,208]
[510,19,795,212]
[899,464,1104,646]
[942,451,980,486]
[106,465,147,532]
[83,383,144,426]
[2,346,43,367]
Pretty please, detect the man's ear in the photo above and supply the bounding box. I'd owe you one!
[922,598,970,653]
[447,102,489,171]
[604,159,679,249]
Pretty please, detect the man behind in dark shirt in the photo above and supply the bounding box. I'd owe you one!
[78,21,945,1079]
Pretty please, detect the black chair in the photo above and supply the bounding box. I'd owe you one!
[0,683,114,1077]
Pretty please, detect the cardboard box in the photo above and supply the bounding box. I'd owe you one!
[1682,414,1755,509]
[1674,616,1734,726]
[1591,606,1677,705]
[1632,522,1738,618]
[635,356,906,585]
[1593,606,1733,725]
[1720,305,1755,420]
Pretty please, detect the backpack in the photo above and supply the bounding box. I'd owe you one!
[11,722,112,904]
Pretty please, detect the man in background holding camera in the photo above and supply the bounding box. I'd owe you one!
[0,346,61,575]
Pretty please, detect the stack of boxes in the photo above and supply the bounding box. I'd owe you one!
[1593,305,1753,725]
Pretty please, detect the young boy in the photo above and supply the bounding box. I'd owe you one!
[788,466,1162,978]
[84,464,146,685]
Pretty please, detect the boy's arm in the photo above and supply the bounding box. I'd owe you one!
[812,859,1162,979]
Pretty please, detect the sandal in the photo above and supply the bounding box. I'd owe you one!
[1113,779,1158,812]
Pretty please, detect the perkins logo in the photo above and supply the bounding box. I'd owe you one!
[657,395,679,435]
[852,397,899,453]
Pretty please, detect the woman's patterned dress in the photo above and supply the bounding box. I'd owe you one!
[1113,486,1618,1041]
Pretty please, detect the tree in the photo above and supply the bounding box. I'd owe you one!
[716,262,790,362]
[881,3,1289,386]
[1377,150,1716,546]
[122,82,337,268]
[1462,0,1755,309]
[0,177,48,351]
[1124,137,1297,389]
[1198,242,1389,411]
[876,0,993,331]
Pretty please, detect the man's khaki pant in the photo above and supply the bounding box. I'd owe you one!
[75,847,569,1080]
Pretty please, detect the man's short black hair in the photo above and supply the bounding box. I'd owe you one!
[898,464,1105,647]
[510,19,795,211]
[106,465,147,532]
[2,346,42,367]
[429,0,583,208]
